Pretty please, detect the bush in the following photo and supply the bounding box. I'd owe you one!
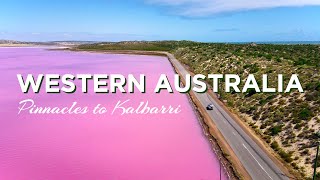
[291,162,299,169]
[245,89,257,97]
[269,125,283,136]
[302,149,309,155]
[265,54,272,60]
[259,99,267,105]
[294,57,308,66]
[271,141,280,151]
[299,108,312,120]
[278,149,293,163]
[243,63,259,73]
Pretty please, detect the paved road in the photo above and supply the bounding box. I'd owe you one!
[166,53,289,180]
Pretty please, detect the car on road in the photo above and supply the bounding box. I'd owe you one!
[206,104,214,110]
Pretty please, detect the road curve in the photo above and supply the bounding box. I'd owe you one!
[165,52,289,180]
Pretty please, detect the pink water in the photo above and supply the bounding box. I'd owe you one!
[0,47,227,180]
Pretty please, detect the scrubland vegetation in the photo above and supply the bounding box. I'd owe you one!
[76,41,320,177]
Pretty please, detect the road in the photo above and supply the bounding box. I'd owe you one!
[166,53,289,180]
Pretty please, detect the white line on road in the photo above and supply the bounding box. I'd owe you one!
[232,132,236,135]
[242,144,274,180]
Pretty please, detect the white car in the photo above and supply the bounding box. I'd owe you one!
[206,104,214,110]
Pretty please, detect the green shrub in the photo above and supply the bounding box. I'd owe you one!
[299,108,312,120]
[269,125,283,136]
[278,149,293,163]
[271,141,280,151]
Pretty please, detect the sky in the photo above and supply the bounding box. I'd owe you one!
[0,0,320,42]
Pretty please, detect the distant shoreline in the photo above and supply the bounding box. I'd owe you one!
[0,44,35,47]
[1,40,320,46]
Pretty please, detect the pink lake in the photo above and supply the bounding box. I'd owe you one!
[0,47,227,180]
